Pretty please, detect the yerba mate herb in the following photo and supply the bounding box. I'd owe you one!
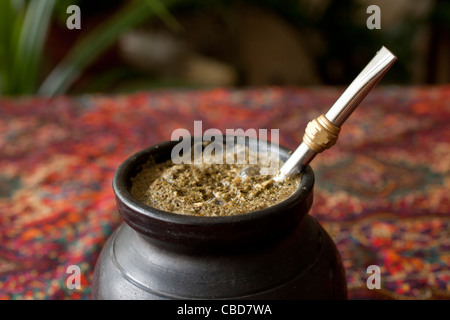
[131,151,301,217]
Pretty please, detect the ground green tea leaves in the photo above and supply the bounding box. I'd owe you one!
[131,159,301,217]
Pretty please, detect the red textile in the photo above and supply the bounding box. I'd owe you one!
[0,86,449,299]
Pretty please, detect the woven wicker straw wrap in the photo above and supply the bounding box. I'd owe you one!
[303,114,341,153]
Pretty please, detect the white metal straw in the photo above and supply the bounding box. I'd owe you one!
[274,46,397,181]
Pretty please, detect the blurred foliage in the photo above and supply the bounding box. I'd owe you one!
[0,0,180,96]
[0,0,56,95]
[0,0,447,96]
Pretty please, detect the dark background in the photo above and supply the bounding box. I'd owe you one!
[1,0,449,96]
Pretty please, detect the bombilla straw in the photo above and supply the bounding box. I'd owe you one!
[274,46,397,181]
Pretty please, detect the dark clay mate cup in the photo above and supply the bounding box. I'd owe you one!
[92,136,347,299]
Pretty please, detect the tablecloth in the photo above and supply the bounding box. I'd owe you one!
[0,85,449,300]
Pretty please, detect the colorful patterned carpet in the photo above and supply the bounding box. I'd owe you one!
[0,86,449,300]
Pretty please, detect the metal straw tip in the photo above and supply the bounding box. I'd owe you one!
[274,46,397,181]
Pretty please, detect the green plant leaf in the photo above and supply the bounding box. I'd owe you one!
[145,0,184,34]
[0,0,23,94]
[13,0,56,94]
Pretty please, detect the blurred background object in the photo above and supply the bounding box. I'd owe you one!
[0,0,448,96]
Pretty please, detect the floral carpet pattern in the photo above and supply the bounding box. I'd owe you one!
[0,86,449,300]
